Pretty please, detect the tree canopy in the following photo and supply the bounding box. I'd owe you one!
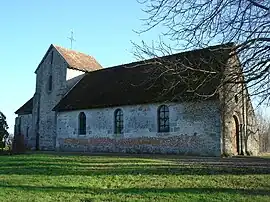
[0,111,9,150]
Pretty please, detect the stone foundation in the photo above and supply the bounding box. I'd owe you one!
[57,134,220,156]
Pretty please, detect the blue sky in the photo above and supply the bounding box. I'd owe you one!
[0,0,269,133]
[0,0,165,132]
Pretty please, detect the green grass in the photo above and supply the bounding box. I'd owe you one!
[0,153,269,202]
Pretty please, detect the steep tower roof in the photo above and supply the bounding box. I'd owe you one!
[35,44,102,73]
[53,45,102,72]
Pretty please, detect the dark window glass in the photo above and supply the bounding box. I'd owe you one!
[18,117,21,134]
[235,95,239,103]
[79,112,86,135]
[158,105,170,132]
[114,109,123,134]
[51,51,54,65]
[48,75,52,92]
[26,127,29,138]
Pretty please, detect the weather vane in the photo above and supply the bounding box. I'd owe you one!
[67,30,76,49]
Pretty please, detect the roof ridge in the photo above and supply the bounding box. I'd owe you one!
[53,43,232,112]
[85,42,234,73]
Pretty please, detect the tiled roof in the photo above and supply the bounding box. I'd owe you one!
[53,43,234,112]
[15,97,33,115]
[54,45,102,72]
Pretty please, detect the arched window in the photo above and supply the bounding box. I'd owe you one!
[114,109,123,134]
[158,105,170,132]
[78,112,86,135]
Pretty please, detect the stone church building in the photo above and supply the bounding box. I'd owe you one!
[14,43,259,156]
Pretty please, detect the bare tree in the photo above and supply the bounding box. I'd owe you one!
[135,0,270,104]
[257,110,270,152]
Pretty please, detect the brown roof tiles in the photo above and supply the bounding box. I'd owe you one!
[16,43,234,114]
[54,45,102,72]
[53,43,234,112]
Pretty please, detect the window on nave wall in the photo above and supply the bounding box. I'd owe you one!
[114,109,123,134]
[158,105,170,132]
[78,112,86,135]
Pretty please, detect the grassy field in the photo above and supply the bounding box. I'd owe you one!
[0,153,269,202]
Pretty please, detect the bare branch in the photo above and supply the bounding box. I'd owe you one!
[135,0,270,106]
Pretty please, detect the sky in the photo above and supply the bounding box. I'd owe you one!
[0,0,164,133]
[0,0,269,133]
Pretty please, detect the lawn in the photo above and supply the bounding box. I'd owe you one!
[0,153,269,202]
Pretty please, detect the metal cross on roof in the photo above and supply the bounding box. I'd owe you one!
[67,31,76,49]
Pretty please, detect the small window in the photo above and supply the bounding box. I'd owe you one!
[51,51,54,65]
[48,75,52,92]
[158,105,170,132]
[26,127,29,138]
[78,112,86,135]
[114,109,123,134]
[235,95,239,103]
[17,117,21,135]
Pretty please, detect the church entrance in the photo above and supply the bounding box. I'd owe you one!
[232,116,240,155]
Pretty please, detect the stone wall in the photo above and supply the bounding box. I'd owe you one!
[220,55,259,156]
[15,114,35,149]
[246,100,260,155]
[32,46,85,150]
[56,100,221,156]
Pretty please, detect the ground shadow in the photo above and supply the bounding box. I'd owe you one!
[1,153,270,176]
[0,163,270,176]
[0,184,269,197]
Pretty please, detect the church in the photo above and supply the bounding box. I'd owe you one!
[14,43,259,156]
